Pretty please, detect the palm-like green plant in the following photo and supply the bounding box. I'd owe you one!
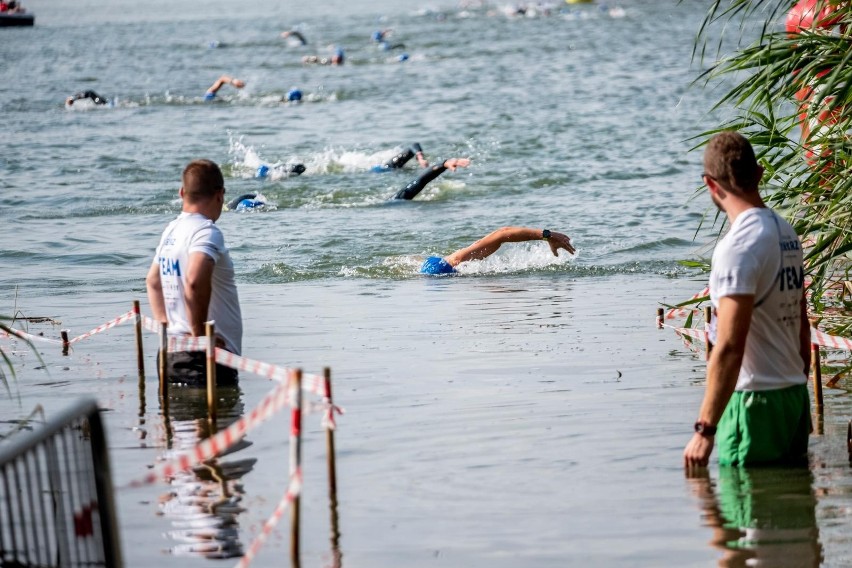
[691,0,852,342]
[1,316,17,394]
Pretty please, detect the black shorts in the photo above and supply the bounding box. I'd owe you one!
[158,350,239,386]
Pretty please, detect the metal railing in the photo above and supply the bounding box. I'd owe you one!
[0,398,122,567]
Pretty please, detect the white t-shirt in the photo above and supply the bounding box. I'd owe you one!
[153,212,243,355]
[709,207,805,391]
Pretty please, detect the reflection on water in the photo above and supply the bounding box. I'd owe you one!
[158,385,256,559]
[687,467,822,567]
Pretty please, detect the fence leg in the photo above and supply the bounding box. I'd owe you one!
[159,323,169,397]
[206,322,217,426]
[847,420,851,464]
[703,306,713,360]
[290,369,303,568]
[324,367,341,559]
[811,343,823,412]
[133,300,145,382]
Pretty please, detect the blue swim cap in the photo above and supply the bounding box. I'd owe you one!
[203,91,216,101]
[420,256,456,275]
[286,88,303,102]
[371,164,390,173]
[372,30,384,42]
[398,53,409,61]
[256,165,270,178]
[236,198,265,211]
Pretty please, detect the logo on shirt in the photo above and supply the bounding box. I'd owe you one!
[778,265,804,292]
[159,256,181,277]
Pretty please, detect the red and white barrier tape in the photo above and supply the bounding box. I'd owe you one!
[140,314,161,334]
[665,286,710,320]
[234,470,302,568]
[123,378,294,488]
[0,327,62,345]
[68,311,136,344]
[214,348,328,396]
[662,322,852,352]
[811,327,852,351]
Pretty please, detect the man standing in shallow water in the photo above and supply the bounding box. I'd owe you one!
[684,131,811,469]
[146,159,243,385]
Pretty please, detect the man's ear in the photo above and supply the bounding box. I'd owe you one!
[178,186,185,199]
[706,176,726,200]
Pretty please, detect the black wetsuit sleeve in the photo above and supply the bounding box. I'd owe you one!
[227,193,257,210]
[83,90,107,105]
[382,148,415,170]
[392,164,447,200]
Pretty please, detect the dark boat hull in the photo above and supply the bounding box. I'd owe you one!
[0,13,35,27]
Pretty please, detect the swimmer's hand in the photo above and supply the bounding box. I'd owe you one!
[231,78,246,88]
[416,152,430,168]
[443,158,471,171]
[546,231,576,256]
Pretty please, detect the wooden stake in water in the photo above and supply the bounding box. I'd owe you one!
[656,308,664,329]
[704,306,713,360]
[61,330,69,356]
[324,367,341,555]
[290,369,303,568]
[133,300,145,382]
[206,322,217,425]
[159,322,168,396]
[811,342,823,412]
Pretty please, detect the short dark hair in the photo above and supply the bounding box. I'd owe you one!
[182,159,224,203]
[703,131,762,193]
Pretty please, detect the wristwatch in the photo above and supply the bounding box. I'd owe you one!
[694,421,717,437]
[542,229,552,240]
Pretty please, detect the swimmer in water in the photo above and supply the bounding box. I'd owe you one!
[226,193,267,211]
[280,30,308,46]
[65,90,108,106]
[372,29,405,50]
[421,226,575,274]
[204,75,245,101]
[371,143,429,173]
[226,164,306,210]
[303,46,345,66]
[393,158,470,200]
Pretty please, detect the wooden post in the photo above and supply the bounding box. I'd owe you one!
[60,330,69,356]
[324,367,341,554]
[656,308,664,329]
[133,300,145,382]
[811,343,823,412]
[206,322,217,426]
[159,322,169,396]
[704,306,713,360]
[290,369,303,568]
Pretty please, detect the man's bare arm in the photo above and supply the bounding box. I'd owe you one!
[184,252,215,336]
[145,261,167,323]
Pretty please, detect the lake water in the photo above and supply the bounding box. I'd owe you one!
[2,0,851,566]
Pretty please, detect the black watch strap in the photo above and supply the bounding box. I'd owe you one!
[694,421,717,437]
[542,229,552,239]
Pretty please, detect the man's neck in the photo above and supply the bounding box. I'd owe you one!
[725,193,767,225]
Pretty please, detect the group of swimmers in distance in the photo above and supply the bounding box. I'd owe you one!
[64,21,576,276]
[227,142,472,209]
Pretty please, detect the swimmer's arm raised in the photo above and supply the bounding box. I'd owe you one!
[445,226,574,267]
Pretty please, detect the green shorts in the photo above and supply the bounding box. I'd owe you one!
[716,383,811,466]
